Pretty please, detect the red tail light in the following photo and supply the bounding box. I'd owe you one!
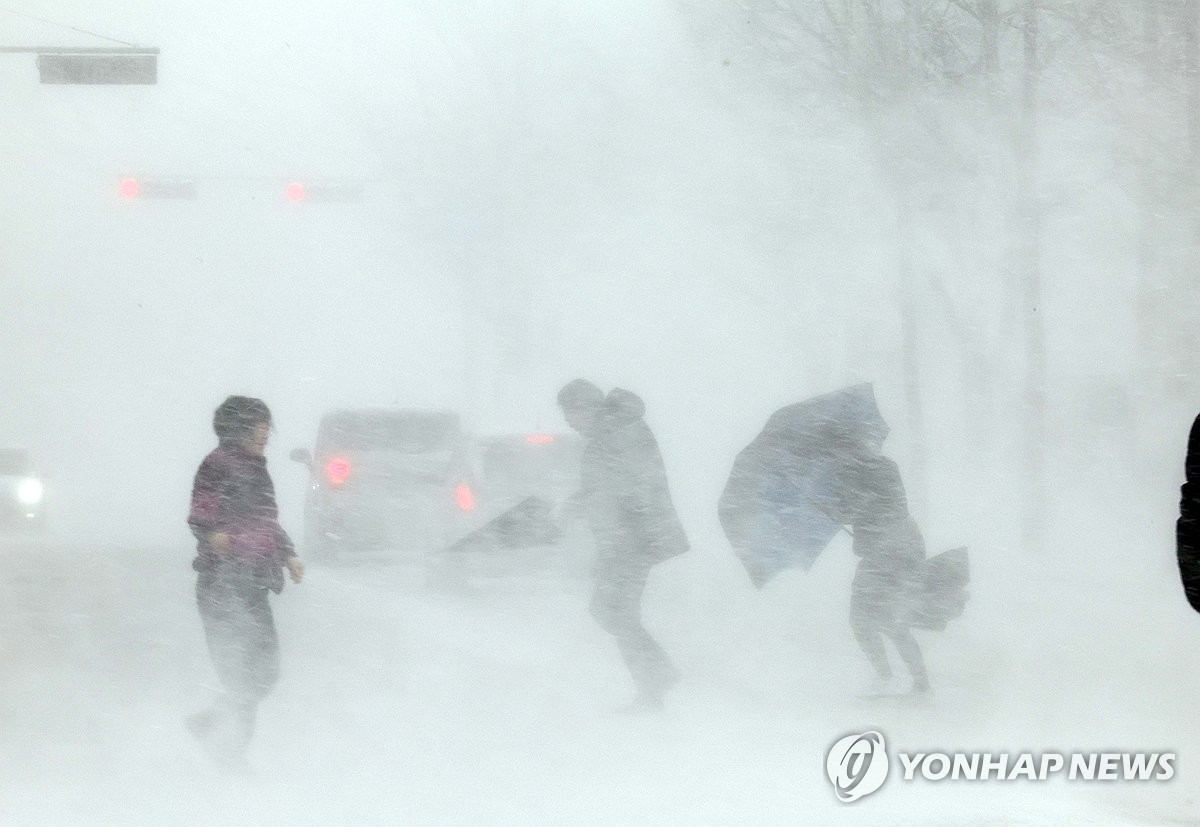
[325,456,351,486]
[526,433,555,445]
[454,483,475,511]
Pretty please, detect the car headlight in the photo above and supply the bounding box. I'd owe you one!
[17,478,44,505]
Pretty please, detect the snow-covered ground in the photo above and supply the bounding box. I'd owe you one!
[1,489,1196,826]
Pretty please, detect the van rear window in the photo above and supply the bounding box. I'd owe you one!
[318,412,460,454]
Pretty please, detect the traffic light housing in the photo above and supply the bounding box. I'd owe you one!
[117,177,198,199]
[37,51,157,85]
[109,175,366,202]
[283,180,364,203]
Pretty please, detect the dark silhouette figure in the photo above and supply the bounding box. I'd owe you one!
[831,434,930,694]
[558,380,689,710]
[187,396,304,765]
[1178,412,1200,614]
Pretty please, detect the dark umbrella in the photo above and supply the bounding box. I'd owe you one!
[719,383,889,587]
[443,496,563,554]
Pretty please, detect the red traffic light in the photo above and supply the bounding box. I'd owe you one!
[283,180,364,203]
[116,176,197,199]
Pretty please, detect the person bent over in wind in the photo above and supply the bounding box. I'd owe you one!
[558,379,689,712]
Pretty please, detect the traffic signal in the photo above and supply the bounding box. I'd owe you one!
[117,177,198,199]
[36,50,158,85]
[283,180,364,203]
[108,175,365,202]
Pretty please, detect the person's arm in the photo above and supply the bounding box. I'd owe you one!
[556,441,597,526]
[276,526,304,583]
[275,525,296,558]
[188,455,229,553]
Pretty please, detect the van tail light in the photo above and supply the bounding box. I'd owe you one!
[325,457,351,486]
[454,483,476,511]
[526,433,555,445]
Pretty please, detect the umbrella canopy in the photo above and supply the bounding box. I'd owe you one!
[443,496,563,554]
[719,384,889,587]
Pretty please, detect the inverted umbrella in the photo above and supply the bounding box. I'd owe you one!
[719,384,889,587]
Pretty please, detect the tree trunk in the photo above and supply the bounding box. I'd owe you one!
[1134,1,1164,407]
[1187,0,1200,167]
[1183,0,1200,405]
[1018,0,1046,550]
[979,0,1001,98]
[897,197,926,513]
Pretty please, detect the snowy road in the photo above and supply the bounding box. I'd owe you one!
[0,535,1197,825]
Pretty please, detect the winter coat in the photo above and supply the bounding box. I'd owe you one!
[833,453,925,564]
[1177,413,1200,613]
[578,389,689,567]
[188,442,295,593]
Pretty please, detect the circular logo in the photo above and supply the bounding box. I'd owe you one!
[826,731,889,803]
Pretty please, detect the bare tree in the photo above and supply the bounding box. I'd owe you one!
[1052,1,1200,432]
[694,0,1030,513]
[1016,0,1046,547]
[684,0,1200,543]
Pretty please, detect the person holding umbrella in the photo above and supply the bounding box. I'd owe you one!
[720,385,959,698]
[186,395,305,767]
[828,425,931,696]
[557,379,689,711]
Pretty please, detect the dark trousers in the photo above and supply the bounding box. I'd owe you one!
[590,554,678,701]
[850,554,928,689]
[194,573,280,756]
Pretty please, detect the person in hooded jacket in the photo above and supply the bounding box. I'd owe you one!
[558,379,689,711]
[186,396,304,765]
[1177,412,1200,614]
[828,425,930,695]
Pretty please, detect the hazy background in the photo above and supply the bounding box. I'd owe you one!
[1,1,1198,823]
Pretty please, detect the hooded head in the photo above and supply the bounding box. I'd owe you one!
[599,387,645,428]
[557,379,604,437]
[213,395,272,453]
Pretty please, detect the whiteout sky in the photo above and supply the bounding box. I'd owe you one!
[1,1,1198,824]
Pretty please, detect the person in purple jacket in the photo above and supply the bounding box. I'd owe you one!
[186,396,304,765]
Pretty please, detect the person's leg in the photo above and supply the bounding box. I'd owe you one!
[243,588,281,701]
[194,580,279,759]
[591,554,675,703]
[613,628,678,705]
[193,576,246,755]
[886,627,930,692]
[887,545,932,692]
[604,562,677,704]
[850,562,893,681]
[221,588,281,755]
[589,555,622,636]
